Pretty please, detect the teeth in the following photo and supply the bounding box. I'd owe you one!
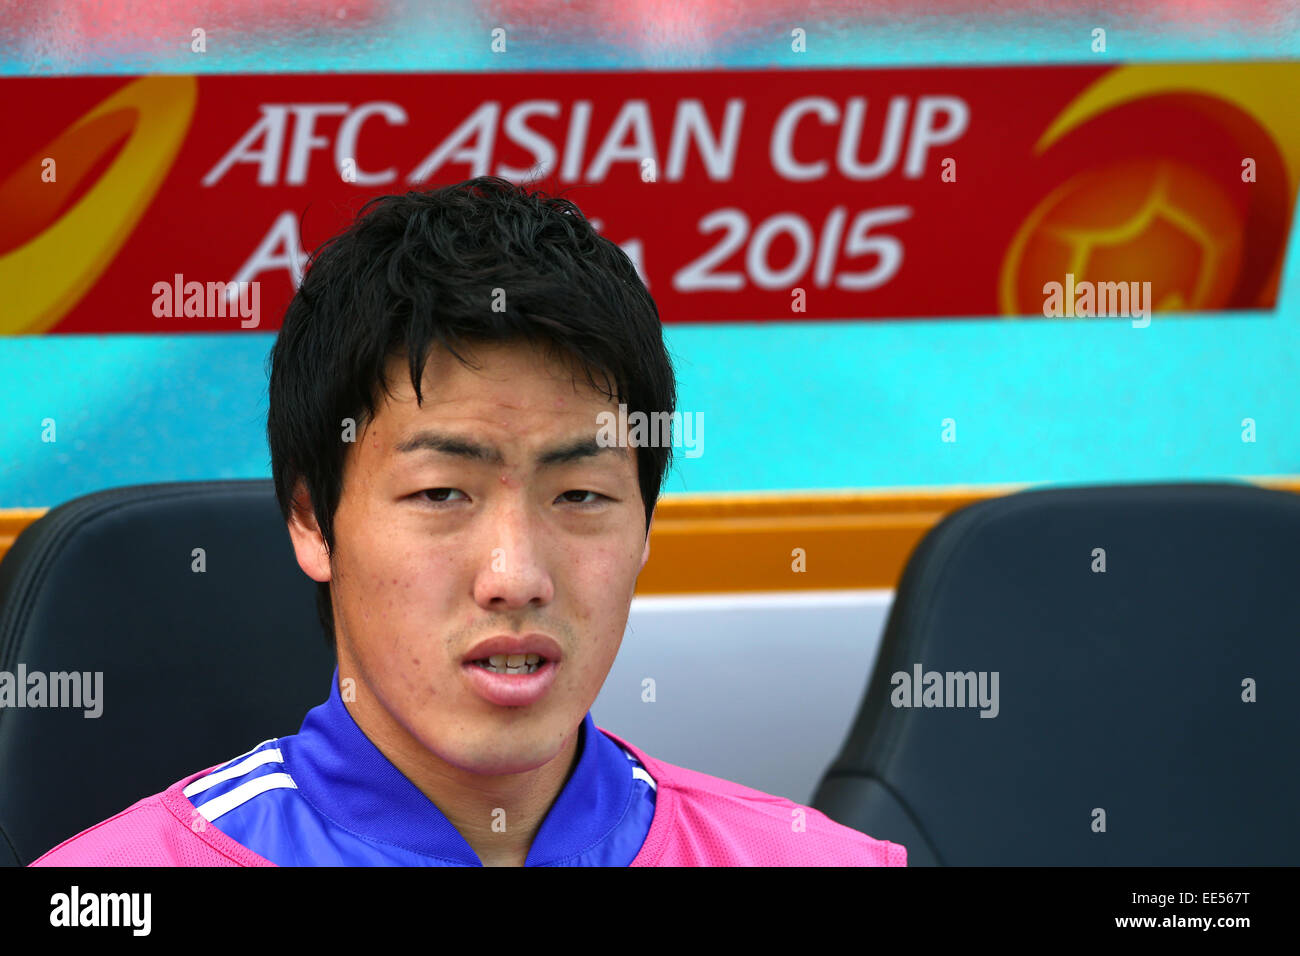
[476,661,542,675]
[483,653,545,668]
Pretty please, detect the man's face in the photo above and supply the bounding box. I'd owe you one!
[291,340,651,776]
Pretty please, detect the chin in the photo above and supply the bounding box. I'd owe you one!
[456,744,556,777]
[437,722,565,775]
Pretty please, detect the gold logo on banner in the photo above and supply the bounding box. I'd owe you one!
[0,76,197,335]
[1000,63,1300,318]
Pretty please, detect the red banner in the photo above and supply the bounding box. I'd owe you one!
[3,63,1298,334]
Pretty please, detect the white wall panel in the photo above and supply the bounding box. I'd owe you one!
[593,590,894,805]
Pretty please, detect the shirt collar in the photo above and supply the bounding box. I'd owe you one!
[280,667,634,866]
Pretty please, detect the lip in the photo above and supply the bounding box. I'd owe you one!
[461,633,563,665]
[462,658,560,708]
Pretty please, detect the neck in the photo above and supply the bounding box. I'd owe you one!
[431,736,581,866]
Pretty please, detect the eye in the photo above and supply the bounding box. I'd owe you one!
[557,490,606,505]
[418,488,467,504]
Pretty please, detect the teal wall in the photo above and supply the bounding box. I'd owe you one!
[3,5,1298,506]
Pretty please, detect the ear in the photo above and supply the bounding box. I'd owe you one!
[639,508,654,573]
[286,479,332,584]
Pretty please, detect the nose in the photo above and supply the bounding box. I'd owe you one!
[471,501,555,612]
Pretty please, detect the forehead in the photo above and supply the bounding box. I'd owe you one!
[383,340,612,412]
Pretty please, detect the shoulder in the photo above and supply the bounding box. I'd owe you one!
[598,727,906,867]
[30,764,276,868]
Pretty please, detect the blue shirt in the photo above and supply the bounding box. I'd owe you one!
[182,668,656,865]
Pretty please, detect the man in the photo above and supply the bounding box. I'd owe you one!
[33,177,905,866]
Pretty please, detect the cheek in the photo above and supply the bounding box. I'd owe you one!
[570,543,639,628]
[343,538,439,634]
[580,534,641,578]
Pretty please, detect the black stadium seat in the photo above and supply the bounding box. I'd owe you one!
[813,481,1300,865]
[0,481,335,866]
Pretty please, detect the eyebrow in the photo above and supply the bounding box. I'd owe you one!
[394,430,623,467]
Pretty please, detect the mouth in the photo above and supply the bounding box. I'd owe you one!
[460,633,563,669]
[470,653,548,675]
[460,634,564,707]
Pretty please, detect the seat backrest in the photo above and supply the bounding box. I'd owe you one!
[813,481,1300,865]
[0,481,335,865]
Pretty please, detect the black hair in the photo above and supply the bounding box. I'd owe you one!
[266,176,677,648]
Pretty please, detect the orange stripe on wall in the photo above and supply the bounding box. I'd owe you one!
[0,509,47,568]
[639,484,1027,592]
[2,480,1297,592]
[639,478,1300,592]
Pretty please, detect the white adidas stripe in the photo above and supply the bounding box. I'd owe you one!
[196,772,299,822]
[183,747,286,798]
[228,737,277,763]
[632,767,657,791]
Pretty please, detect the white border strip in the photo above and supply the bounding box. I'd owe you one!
[631,589,894,612]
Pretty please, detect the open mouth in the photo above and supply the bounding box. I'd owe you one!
[471,654,547,675]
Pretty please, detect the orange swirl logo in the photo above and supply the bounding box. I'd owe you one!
[1000,64,1300,317]
[0,76,196,335]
